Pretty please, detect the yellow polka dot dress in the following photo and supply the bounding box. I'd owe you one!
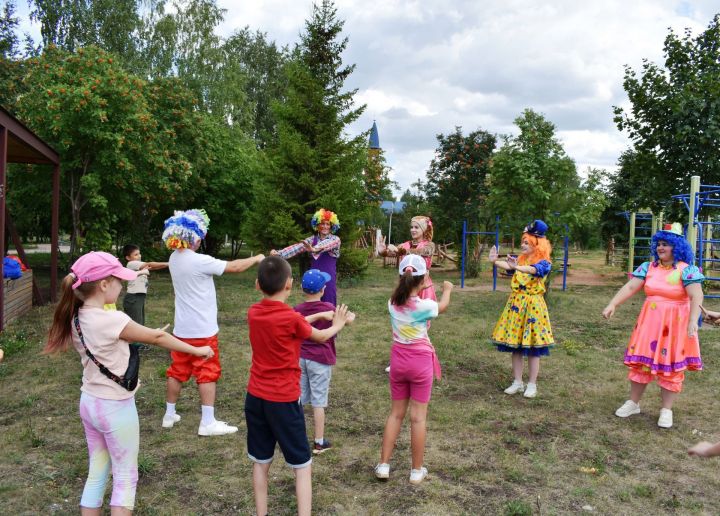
[491,260,554,356]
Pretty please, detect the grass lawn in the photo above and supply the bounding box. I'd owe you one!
[1,251,719,514]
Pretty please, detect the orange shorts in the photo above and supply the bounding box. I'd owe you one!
[166,335,221,384]
[628,366,685,393]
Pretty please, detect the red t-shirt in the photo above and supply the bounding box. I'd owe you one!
[247,299,313,402]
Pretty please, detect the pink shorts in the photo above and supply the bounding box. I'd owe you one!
[389,344,435,403]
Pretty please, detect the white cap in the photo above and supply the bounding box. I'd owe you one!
[398,254,427,276]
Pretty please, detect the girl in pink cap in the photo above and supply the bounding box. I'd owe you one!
[44,251,214,514]
[375,254,453,485]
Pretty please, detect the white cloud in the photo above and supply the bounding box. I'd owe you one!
[15,0,720,194]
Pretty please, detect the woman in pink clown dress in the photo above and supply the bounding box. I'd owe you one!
[602,223,704,429]
[378,216,436,302]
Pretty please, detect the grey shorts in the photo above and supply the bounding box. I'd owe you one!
[299,358,332,408]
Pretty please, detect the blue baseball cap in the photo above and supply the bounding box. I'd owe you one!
[301,269,331,293]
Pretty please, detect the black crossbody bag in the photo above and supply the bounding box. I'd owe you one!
[74,314,139,391]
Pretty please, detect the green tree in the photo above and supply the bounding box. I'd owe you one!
[247,1,367,277]
[224,28,288,145]
[15,45,202,255]
[423,126,496,243]
[486,110,579,234]
[29,0,143,58]
[614,15,720,204]
[0,0,27,109]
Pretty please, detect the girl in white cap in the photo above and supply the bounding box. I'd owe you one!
[375,254,453,485]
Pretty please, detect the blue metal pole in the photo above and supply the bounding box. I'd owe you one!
[563,223,569,291]
[493,215,499,291]
[461,220,467,288]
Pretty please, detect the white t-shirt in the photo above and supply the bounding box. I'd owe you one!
[125,260,149,294]
[72,307,135,400]
[388,296,439,346]
[169,249,227,338]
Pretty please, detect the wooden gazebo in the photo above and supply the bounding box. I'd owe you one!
[0,106,61,331]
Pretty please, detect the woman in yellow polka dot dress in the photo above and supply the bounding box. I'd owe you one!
[488,220,554,398]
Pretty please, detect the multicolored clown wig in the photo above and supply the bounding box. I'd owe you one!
[311,208,340,234]
[519,219,552,266]
[651,223,694,265]
[411,215,433,242]
[162,209,210,250]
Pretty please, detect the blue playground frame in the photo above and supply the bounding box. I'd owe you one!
[460,217,569,291]
[673,181,720,299]
[460,217,499,289]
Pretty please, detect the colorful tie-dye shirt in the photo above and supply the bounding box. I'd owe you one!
[388,296,439,346]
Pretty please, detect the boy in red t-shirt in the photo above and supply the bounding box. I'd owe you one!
[245,256,350,516]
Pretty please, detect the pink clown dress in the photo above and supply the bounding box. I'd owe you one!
[398,240,436,301]
[624,261,704,380]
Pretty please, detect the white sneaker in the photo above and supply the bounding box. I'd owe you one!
[198,420,238,436]
[504,381,524,395]
[615,400,641,418]
[409,466,428,485]
[658,408,673,428]
[162,413,181,428]
[385,365,391,373]
[523,383,537,398]
[375,463,390,480]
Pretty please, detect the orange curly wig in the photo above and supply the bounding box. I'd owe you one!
[518,233,552,265]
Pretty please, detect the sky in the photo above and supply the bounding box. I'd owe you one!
[15,1,720,195]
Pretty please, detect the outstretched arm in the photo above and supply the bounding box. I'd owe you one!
[602,277,645,319]
[488,245,515,271]
[689,441,720,458]
[225,254,265,273]
[309,304,350,342]
[143,261,169,271]
[438,281,453,313]
[120,321,214,358]
[275,239,311,259]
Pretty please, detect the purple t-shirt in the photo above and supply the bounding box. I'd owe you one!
[294,300,337,366]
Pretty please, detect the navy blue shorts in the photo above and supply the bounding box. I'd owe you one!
[244,392,312,468]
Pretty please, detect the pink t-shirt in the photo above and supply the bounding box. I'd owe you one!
[71,307,135,400]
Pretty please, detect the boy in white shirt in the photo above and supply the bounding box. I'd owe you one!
[161,209,264,436]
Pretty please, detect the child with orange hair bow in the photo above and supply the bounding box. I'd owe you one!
[488,220,554,398]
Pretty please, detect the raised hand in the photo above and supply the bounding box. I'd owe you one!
[377,235,386,253]
[506,255,518,269]
[488,245,498,263]
[442,280,454,292]
[332,304,350,326]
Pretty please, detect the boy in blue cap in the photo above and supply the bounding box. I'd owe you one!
[294,269,355,453]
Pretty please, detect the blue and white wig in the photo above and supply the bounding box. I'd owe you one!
[650,230,694,265]
[162,209,210,250]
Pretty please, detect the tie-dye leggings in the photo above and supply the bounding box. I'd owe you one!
[79,392,139,509]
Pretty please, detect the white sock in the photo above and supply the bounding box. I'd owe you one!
[201,405,215,426]
[315,437,324,445]
[165,402,176,416]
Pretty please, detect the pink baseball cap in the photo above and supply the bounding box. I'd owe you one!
[71,251,137,289]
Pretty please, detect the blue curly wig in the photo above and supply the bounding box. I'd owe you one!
[650,230,694,265]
